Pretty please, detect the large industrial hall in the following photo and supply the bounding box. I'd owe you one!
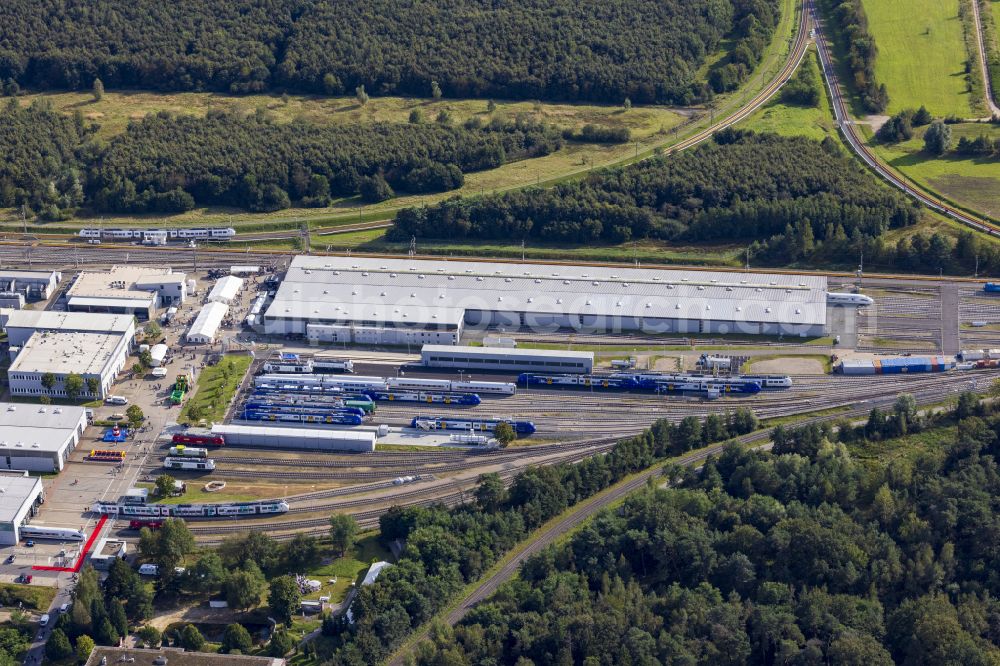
[262,256,830,342]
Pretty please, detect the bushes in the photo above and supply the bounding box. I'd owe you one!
[826,0,889,112]
[781,58,821,106]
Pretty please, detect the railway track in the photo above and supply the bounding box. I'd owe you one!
[811,0,999,235]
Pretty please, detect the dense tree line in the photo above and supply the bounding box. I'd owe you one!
[0,101,566,214]
[0,0,780,105]
[825,0,889,112]
[875,106,933,143]
[392,130,919,251]
[414,392,1000,665]
[780,56,822,107]
[317,409,758,665]
[92,111,562,212]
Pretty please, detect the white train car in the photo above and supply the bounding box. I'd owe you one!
[826,292,874,306]
[385,377,454,392]
[163,457,216,471]
[450,380,517,395]
[78,227,237,242]
[91,500,288,517]
[20,525,86,541]
[168,446,209,458]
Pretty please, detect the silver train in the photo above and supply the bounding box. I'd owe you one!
[91,499,288,518]
[163,456,216,471]
[20,525,87,541]
[78,227,237,241]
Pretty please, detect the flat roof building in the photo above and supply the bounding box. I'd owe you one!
[8,329,131,400]
[187,301,229,344]
[421,345,594,373]
[89,537,127,570]
[67,265,187,319]
[263,256,829,343]
[85,648,284,666]
[0,404,87,473]
[0,471,44,545]
[208,276,244,304]
[0,270,60,300]
[212,423,376,452]
[0,309,136,347]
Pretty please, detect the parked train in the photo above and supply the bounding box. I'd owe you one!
[738,374,793,389]
[411,416,536,435]
[128,520,164,530]
[78,227,236,241]
[262,357,354,374]
[243,402,366,418]
[168,446,209,458]
[826,292,874,306]
[518,373,640,390]
[985,283,1000,293]
[20,525,86,541]
[92,500,289,518]
[250,390,376,413]
[171,432,225,447]
[254,374,516,395]
[518,372,775,394]
[240,409,364,426]
[164,457,216,471]
[365,391,481,405]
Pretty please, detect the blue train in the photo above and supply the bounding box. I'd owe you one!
[365,391,481,406]
[410,416,536,435]
[519,372,762,395]
[518,373,640,390]
[985,282,1000,293]
[243,402,367,418]
[241,410,363,426]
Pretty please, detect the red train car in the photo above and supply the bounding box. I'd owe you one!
[171,432,225,447]
[128,520,164,530]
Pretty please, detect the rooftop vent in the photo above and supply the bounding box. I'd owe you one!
[765,307,772,313]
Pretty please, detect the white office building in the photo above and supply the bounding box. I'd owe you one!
[0,405,88,473]
[0,310,136,347]
[67,266,187,320]
[8,330,131,400]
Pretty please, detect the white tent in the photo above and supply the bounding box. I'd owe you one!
[186,302,229,344]
[207,276,243,305]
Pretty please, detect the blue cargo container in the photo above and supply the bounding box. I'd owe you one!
[840,356,954,374]
[985,283,1000,293]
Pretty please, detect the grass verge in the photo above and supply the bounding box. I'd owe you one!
[177,355,253,425]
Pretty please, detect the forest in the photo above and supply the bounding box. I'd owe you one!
[0,0,778,104]
[316,409,759,665]
[0,100,563,215]
[824,0,888,112]
[392,130,920,258]
[413,391,1000,665]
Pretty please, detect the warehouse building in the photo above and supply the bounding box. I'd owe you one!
[187,301,229,344]
[421,345,594,373]
[67,265,187,319]
[263,257,829,343]
[8,330,131,400]
[207,276,244,305]
[0,270,60,301]
[0,293,25,310]
[211,423,376,452]
[0,404,88,473]
[0,310,136,347]
[0,471,44,545]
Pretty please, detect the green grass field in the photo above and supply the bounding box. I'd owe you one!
[861,0,973,117]
[178,355,253,425]
[868,122,1000,218]
[741,48,838,141]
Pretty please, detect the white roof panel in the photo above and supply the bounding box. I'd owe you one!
[187,302,228,341]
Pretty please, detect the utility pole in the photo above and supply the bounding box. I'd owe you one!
[521,239,525,262]
[20,205,27,236]
[745,246,751,272]
[409,236,416,258]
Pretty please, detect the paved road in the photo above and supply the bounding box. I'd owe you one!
[970,0,1000,118]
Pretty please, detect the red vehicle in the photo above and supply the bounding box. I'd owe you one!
[171,433,225,447]
[129,520,164,530]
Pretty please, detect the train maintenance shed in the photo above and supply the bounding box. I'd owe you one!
[421,345,594,373]
[263,256,829,343]
[211,423,376,453]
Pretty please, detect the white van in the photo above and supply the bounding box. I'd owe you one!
[105,396,129,406]
[151,368,168,378]
[38,614,49,627]
[138,564,159,576]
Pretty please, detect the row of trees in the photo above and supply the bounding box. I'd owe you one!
[391,130,919,249]
[414,391,1000,665]
[827,0,889,112]
[0,101,573,216]
[0,0,770,105]
[318,408,758,664]
[707,0,782,94]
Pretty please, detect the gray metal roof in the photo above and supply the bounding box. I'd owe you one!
[0,474,41,523]
[421,345,593,361]
[266,256,828,327]
[0,403,87,456]
[1,309,135,334]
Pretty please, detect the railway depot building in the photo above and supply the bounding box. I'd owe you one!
[8,329,131,400]
[66,265,187,319]
[263,256,829,343]
[0,310,136,347]
[0,405,87,473]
